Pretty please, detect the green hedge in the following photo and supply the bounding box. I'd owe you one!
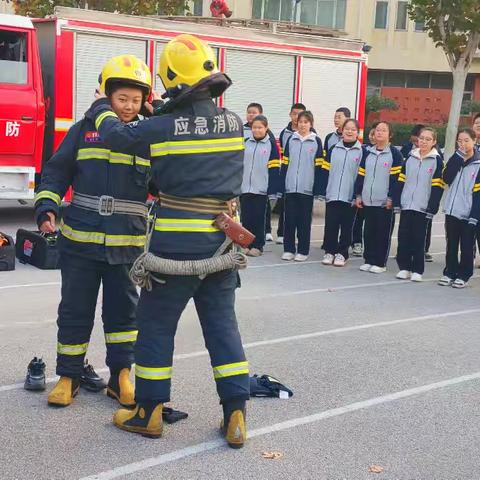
[366,123,447,148]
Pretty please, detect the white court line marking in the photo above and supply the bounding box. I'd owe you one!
[311,234,445,244]
[240,274,479,301]
[249,252,446,269]
[2,308,479,394]
[79,371,480,480]
[310,220,445,228]
[0,281,60,291]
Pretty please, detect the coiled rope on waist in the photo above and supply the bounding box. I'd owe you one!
[129,250,247,291]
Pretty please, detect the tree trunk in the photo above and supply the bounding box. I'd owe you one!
[444,66,468,160]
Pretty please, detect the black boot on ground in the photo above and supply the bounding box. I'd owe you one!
[221,400,247,449]
[113,403,163,438]
[24,357,46,391]
[80,360,107,392]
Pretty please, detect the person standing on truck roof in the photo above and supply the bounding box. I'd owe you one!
[34,55,153,409]
[90,34,250,448]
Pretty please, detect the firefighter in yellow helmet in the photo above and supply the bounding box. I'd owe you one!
[90,35,250,448]
[34,55,153,408]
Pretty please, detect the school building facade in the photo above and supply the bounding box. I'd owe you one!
[198,0,480,126]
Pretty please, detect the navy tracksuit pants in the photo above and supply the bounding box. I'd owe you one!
[396,210,428,274]
[363,206,395,268]
[323,200,356,259]
[444,215,476,281]
[134,269,250,404]
[284,193,314,255]
[352,207,364,245]
[240,193,267,250]
[56,254,138,377]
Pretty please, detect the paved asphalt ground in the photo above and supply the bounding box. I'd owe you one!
[1,200,480,480]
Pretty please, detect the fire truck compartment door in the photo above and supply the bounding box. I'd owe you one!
[223,49,294,137]
[301,57,359,139]
[75,33,148,122]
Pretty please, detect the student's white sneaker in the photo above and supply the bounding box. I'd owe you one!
[352,243,363,257]
[359,263,372,272]
[369,265,386,274]
[452,278,467,289]
[281,252,295,261]
[322,253,335,265]
[411,273,423,282]
[265,233,274,242]
[333,254,347,267]
[396,270,411,280]
[276,236,284,245]
[294,254,308,262]
[438,275,453,286]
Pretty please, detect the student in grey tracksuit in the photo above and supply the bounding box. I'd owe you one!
[241,115,281,254]
[280,111,323,258]
[441,129,480,286]
[355,122,403,270]
[394,128,444,278]
[318,119,362,263]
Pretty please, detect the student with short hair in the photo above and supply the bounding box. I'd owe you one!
[395,127,444,282]
[439,128,480,288]
[319,118,363,267]
[324,107,351,154]
[280,111,323,262]
[355,121,403,273]
[241,115,281,257]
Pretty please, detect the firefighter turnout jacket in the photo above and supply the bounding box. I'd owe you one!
[34,110,150,265]
[91,92,244,259]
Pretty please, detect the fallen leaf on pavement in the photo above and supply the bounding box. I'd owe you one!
[262,451,283,460]
[369,465,384,474]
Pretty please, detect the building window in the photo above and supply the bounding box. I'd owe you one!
[430,73,453,90]
[414,20,425,32]
[407,73,430,88]
[395,1,408,30]
[375,1,389,29]
[252,0,346,29]
[384,71,406,87]
[192,0,203,15]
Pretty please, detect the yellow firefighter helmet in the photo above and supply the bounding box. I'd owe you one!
[158,34,219,90]
[99,54,152,96]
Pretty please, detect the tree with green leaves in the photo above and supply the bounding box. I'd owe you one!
[408,1,480,157]
[365,95,399,117]
[6,0,189,17]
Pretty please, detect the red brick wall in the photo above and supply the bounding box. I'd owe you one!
[378,87,452,124]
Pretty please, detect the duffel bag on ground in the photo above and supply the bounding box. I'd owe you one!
[15,229,59,270]
[0,232,15,271]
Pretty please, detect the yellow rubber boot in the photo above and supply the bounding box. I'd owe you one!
[47,377,80,407]
[113,403,163,438]
[107,368,135,408]
[221,402,247,449]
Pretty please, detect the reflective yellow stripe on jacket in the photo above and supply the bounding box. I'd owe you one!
[76,148,150,167]
[135,364,172,380]
[60,222,145,247]
[213,361,249,380]
[95,110,118,130]
[154,218,220,233]
[34,190,62,205]
[105,331,138,344]
[57,342,89,356]
[150,137,244,157]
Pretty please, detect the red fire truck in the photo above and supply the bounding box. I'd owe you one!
[0,7,368,201]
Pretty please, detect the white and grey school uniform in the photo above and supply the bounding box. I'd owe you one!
[318,140,362,259]
[240,135,280,250]
[442,151,480,281]
[280,132,323,255]
[355,145,403,267]
[324,130,342,156]
[394,148,444,275]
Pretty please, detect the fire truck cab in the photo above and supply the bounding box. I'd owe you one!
[0,14,45,200]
